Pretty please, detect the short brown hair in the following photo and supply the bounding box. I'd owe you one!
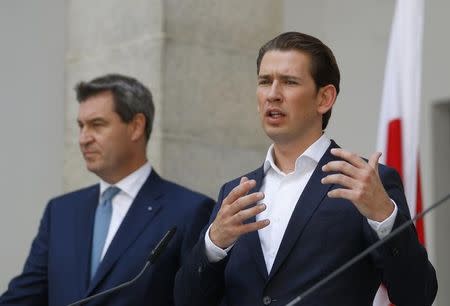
[257,32,340,130]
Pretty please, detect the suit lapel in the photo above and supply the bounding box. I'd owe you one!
[86,171,164,295]
[240,167,270,280]
[74,185,100,296]
[268,141,339,279]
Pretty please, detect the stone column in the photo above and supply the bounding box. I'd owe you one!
[65,0,165,189]
[65,0,281,198]
[161,1,281,197]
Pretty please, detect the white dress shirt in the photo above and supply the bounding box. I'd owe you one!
[205,135,397,273]
[99,161,152,259]
[256,135,331,272]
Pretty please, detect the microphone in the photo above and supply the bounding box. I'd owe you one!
[285,193,450,306]
[148,226,177,264]
[67,227,177,306]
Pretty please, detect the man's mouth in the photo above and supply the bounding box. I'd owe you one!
[266,109,286,119]
[268,111,284,118]
[83,151,98,157]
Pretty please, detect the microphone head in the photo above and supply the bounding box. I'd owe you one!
[147,227,177,264]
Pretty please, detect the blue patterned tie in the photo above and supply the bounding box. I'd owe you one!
[90,186,121,279]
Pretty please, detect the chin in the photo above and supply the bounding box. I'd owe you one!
[85,162,102,174]
[266,132,296,146]
[266,135,286,145]
[264,128,286,141]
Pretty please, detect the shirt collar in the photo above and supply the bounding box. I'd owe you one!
[99,161,152,200]
[263,134,331,175]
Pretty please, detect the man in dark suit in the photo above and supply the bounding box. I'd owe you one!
[0,74,214,306]
[174,32,437,306]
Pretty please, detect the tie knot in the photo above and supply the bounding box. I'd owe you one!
[101,186,121,204]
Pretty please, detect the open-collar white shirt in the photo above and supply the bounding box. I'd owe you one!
[257,134,331,272]
[205,135,397,273]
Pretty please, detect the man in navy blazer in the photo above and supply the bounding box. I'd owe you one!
[0,74,214,306]
[174,32,437,305]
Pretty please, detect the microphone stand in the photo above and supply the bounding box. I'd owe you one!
[285,193,450,306]
[67,227,177,306]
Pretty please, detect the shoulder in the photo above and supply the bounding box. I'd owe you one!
[147,175,215,218]
[377,162,399,176]
[151,178,215,230]
[47,184,99,209]
[377,163,403,188]
[157,177,212,202]
[50,184,98,202]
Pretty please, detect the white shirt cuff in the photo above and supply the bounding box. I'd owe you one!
[204,224,233,262]
[367,199,398,240]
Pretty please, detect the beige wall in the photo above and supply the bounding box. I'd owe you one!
[422,2,450,305]
[0,0,65,291]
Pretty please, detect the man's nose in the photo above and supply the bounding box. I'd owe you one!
[79,127,93,145]
[267,80,282,103]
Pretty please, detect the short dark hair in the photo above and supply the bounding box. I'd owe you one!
[75,74,155,141]
[257,32,340,130]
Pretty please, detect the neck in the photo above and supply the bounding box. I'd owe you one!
[101,154,148,184]
[272,133,322,173]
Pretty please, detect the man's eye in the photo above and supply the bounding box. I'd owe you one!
[92,122,105,128]
[258,79,271,85]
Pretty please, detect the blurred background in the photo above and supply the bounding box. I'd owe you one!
[0,0,448,304]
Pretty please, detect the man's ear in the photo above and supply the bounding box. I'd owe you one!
[129,113,146,141]
[317,84,337,115]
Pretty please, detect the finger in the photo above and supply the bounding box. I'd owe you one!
[237,219,270,235]
[327,188,356,202]
[321,173,358,189]
[240,176,249,184]
[228,192,265,215]
[368,152,382,175]
[330,148,366,169]
[231,203,267,223]
[223,179,256,206]
[322,160,359,178]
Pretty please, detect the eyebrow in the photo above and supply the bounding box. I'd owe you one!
[258,74,302,81]
[77,117,107,125]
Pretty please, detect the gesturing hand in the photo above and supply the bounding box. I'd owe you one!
[209,177,270,249]
[321,148,394,222]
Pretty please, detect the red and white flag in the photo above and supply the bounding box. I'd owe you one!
[374,0,425,305]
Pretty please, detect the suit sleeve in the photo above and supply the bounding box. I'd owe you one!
[180,195,215,265]
[174,185,230,306]
[0,202,52,305]
[365,167,437,306]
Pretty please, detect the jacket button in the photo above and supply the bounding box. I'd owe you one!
[262,296,272,305]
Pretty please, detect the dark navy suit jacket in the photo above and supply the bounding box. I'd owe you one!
[174,141,437,306]
[0,171,214,306]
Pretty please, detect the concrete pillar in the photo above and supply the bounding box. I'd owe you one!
[161,1,281,196]
[65,0,165,190]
